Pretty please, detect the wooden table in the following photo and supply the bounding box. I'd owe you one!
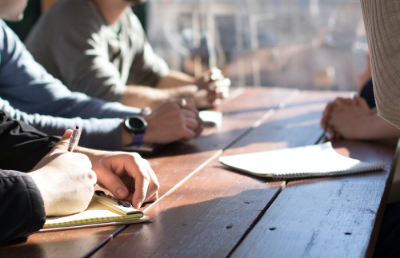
[1,87,397,258]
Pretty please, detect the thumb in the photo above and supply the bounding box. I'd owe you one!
[51,130,73,154]
[30,130,73,171]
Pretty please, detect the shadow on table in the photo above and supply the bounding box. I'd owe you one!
[145,109,325,159]
[0,226,128,257]
[224,98,333,116]
[213,165,277,183]
[101,188,282,257]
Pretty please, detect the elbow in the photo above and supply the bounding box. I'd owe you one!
[375,97,400,130]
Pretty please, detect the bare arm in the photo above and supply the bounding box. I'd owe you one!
[330,108,400,140]
[322,96,400,140]
[357,111,400,139]
[120,70,209,109]
[156,70,196,88]
[120,69,230,109]
[119,83,197,109]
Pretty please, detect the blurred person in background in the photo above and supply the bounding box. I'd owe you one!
[26,0,231,109]
[0,0,203,151]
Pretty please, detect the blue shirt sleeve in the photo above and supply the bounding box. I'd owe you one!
[0,97,124,150]
[0,20,139,150]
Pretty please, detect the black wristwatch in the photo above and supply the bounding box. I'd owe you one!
[124,115,148,144]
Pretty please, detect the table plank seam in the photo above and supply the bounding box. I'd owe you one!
[226,181,287,258]
[229,139,399,256]
[81,225,129,258]
[226,91,328,258]
[88,90,390,258]
[81,89,302,258]
[144,149,223,213]
[223,90,300,151]
[142,89,301,214]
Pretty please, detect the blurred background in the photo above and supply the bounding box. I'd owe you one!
[8,0,368,92]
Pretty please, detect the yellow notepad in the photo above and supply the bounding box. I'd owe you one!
[40,192,149,231]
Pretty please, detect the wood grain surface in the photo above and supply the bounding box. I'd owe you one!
[0,87,294,258]
[230,140,397,258]
[143,87,296,197]
[2,88,391,258]
[91,90,345,257]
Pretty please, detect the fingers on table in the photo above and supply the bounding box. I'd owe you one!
[127,154,159,208]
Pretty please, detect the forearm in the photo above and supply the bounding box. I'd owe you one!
[358,113,400,140]
[156,70,196,88]
[361,0,400,129]
[120,84,197,109]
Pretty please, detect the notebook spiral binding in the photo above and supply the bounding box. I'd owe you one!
[272,161,387,180]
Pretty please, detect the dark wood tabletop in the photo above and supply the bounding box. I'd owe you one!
[0,87,397,258]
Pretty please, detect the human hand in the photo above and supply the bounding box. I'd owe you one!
[321,97,355,138]
[142,98,203,143]
[81,150,159,209]
[28,130,96,216]
[324,96,372,139]
[194,68,231,108]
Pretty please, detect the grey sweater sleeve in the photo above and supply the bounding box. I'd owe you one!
[0,170,45,244]
[361,0,400,128]
[125,11,170,87]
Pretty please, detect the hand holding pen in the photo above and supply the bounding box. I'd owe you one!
[29,129,96,216]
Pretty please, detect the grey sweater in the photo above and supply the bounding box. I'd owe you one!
[26,0,169,102]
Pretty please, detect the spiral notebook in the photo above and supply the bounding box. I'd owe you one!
[219,142,386,180]
[40,191,149,232]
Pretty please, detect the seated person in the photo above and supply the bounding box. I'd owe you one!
[359,1,400,257]
[0,0,202,151]
[0,110,159,244]
[25,0,231,109]
[321,53,400,140]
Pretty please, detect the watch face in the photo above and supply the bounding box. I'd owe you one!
[125,116,147,134]
[129,117,144,129]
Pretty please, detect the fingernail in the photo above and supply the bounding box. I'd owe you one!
[116,188,127,199]
[136,200,143,209]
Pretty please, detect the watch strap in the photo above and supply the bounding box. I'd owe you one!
[132,133,145,145]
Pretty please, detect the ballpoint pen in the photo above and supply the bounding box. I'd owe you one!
[67,126,82,152]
